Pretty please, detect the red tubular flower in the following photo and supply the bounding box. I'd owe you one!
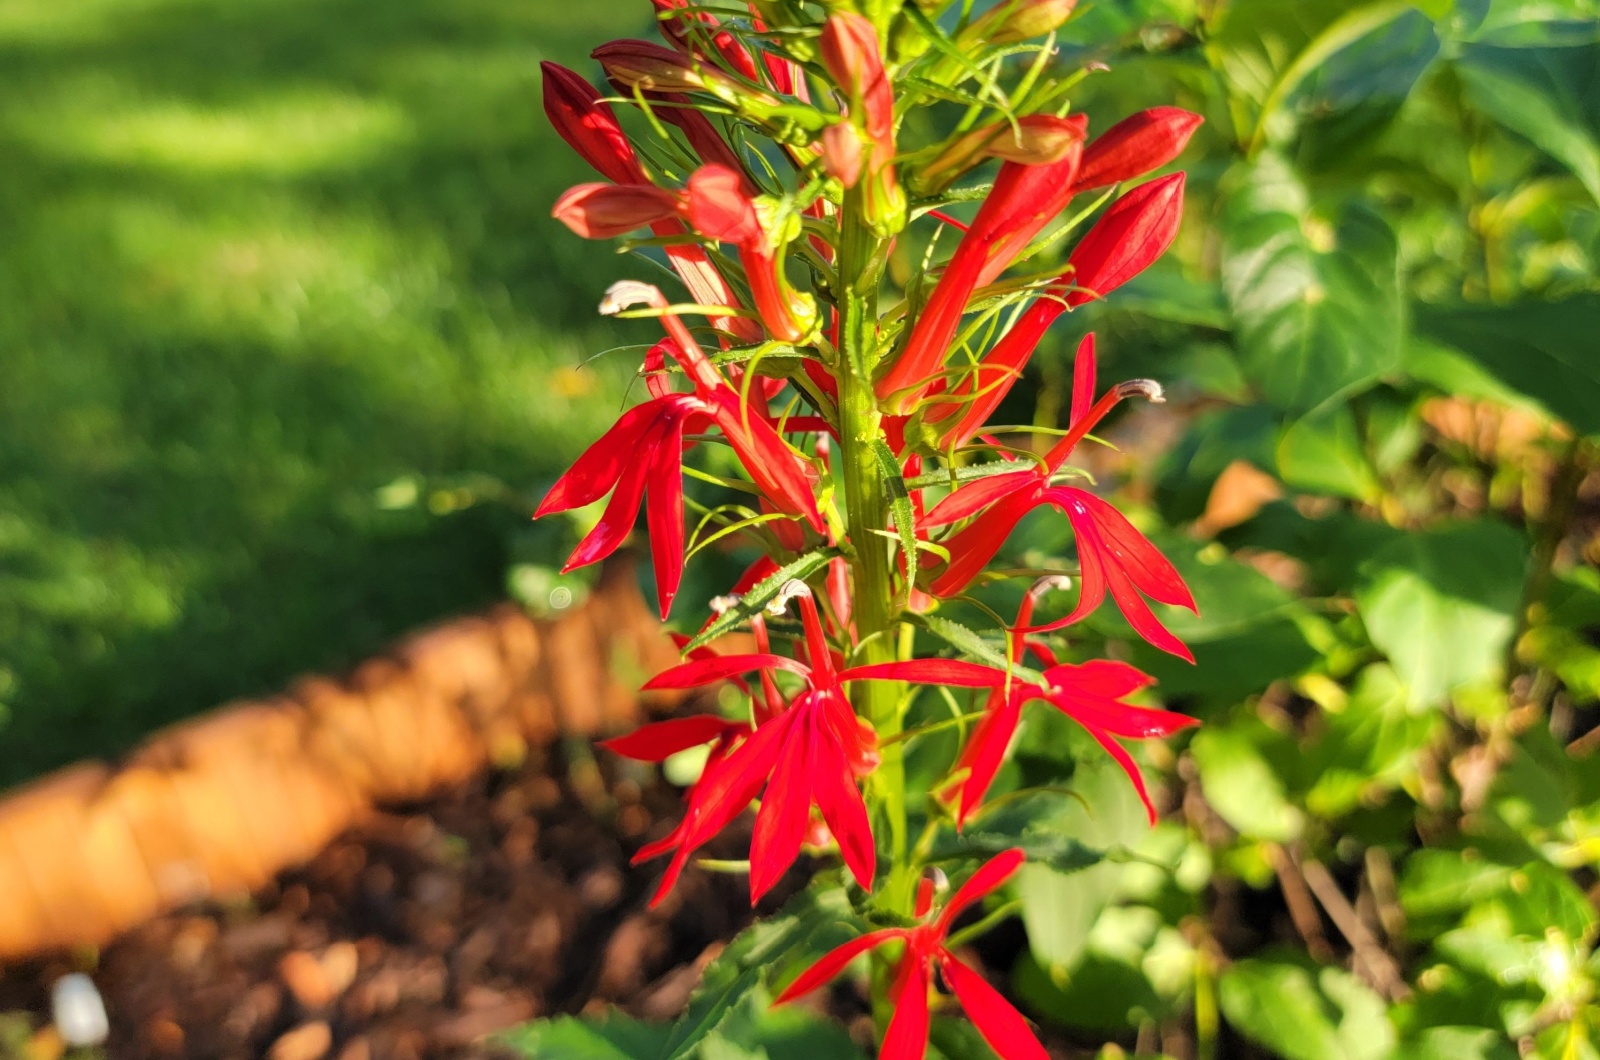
[636,588,880,903]
[551,182,682,238]
[924,172,1186,447]
[819,13,904,232]
[541,61,647,185]
[876,116,1087,412]
[542,62,760,343]
[536,283,822,615]
[1073,107,1203,192]
[921,334,1198,659]
[684,165,817,343]
[775,850,1047,1060]
[851,630,1198,824]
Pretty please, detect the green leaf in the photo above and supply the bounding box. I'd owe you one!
[912,613,1046,685]
[1221,155,1404,413]
[1155,405,1280,525]
[1398,849,1516,923]
[1219,957,1397,1060]
[870,439,919,568]
[1277,406,1383,502]
[1405,1026,1518,1060]
[501,1013,672,1059]
[658,883,863,1060]
[1353,520,1527,707]
[1414,295,1600,436]
[1454,42,1600,205]
[1191,724,1305,842]
[933,792,1105,875]
[1013,741,1149,972]
[685,549,834,651]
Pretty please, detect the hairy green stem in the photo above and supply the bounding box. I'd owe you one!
[837,188,914,913]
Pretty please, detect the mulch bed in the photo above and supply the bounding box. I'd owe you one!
[0,737,788,1060]
[0,733,1119,1060]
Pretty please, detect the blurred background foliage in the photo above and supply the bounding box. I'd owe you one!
[5,0,1600,1057]
[916,0,1600,1056]
[0,0,646,783]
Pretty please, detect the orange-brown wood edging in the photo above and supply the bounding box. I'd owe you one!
[0,561,686,961]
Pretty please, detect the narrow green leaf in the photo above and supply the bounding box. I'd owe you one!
[685,549,834,651]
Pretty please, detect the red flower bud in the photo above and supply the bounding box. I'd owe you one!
[594,39,714,95]
[552,182,683,239]
[540,62,645,187]
[1074,107,1203,191]
[1066,171,1185,303]
[820,122,865,187]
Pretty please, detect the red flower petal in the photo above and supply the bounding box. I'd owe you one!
[842,660,1011,689]
[938,954,1050,1060]
[935,848,1026,934]
[1065,172,1185,307]
[952,691,1024,827]
[1070,333,1096,427]
[921,470,1038,528]
[642,653,812,691]
[540,62,645,186]
[749,715,816,902]
[1073,107,1203,192]
[1081,724,1161,825]
[928,491,1038,598]
[880,954,932,1060]
[771,929,906,1005]
[600,716,744,762]
[552,182,683,239]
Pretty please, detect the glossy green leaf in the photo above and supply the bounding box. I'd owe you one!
[1191,724,1305,842]
[1353,520,1527,707]
[1219,957,1397,1060]
[1414,295,1600,436]
[1277,406,1383,502]
[501,1013,671,1059]
[1221,155,1404,413]
[1455,43,1600,204]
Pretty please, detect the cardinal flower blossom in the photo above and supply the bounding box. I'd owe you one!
[923,333,1198,659]
[922,170,1188,446]
[775,850,1048,1060]
[631,585,881,903]
[534,283,821,616]
[850,630,1198,823]
[877,115,1087,412]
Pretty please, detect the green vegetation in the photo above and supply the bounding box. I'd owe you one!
[0,0,651,783]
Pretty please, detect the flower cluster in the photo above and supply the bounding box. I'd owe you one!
[538,2,1202,1054]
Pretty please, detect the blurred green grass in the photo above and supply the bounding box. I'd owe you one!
[0,0,652,783]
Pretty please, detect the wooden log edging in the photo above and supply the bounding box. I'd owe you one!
[0,561,683,961]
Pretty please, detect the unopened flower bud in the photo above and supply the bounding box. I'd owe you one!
[552,183,683,239]
[964,0,1078,45]
[820,122,865,187]
[918,113,1086,192]
[1074,107,1204,191]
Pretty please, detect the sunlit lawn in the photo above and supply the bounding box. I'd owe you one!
[0,0,655,783]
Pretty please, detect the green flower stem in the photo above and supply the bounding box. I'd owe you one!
[836,188,915,915]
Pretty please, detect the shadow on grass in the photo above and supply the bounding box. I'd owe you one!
[0,0,659,783]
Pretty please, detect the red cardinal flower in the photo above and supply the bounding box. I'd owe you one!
[851,618,1198,824]
[819,13,904,232]
[775,850,1047,1060]
[877,116,1087,412]
[551,181,682,238]
[535,283,822,616]
[922,333,1198,659]
[923,171,1187,448]
[541,62,760,343]
[1073,107,1203,191]
[683,165,817,343]
[633,586,880,903]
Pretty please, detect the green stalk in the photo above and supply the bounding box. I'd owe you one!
[836,188,914,913]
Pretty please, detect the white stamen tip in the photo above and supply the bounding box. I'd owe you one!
[766,579,812,616]
[1032,575,1074,597]
[599,280,663,316]
[709,594,742,615]
[1118,378,1165,404]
